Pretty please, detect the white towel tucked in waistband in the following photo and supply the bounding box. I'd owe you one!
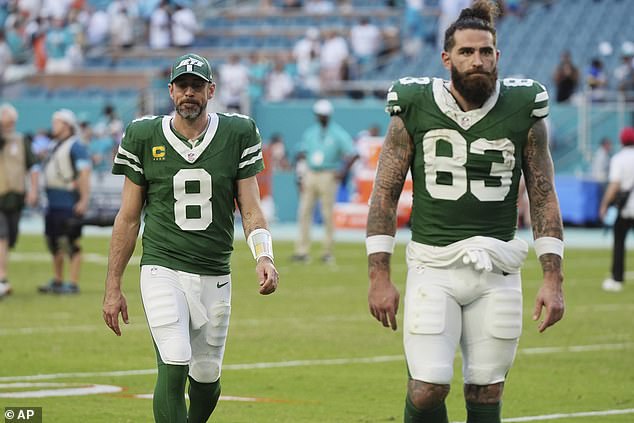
[406,236,529,274]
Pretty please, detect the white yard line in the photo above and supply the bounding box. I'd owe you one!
[1,342,632,383]
[448,408,634,423]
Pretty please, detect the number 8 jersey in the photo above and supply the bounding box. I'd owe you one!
[112,113,264,275]
[386,77,549,246]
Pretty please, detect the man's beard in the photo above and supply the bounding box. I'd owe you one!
[176,101,203,120]
[451,65,498,107]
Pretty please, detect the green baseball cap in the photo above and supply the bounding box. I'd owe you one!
[169,53,213,83]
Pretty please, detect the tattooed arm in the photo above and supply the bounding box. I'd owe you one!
[522,119,565,333]
[366,116,414,331]
[237,176,279,295]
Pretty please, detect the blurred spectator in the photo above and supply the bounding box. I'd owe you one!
[218,54,249,112]
[438,0,471,50]
[171,2,198,48]
[5,18,29,65]
[31,129,53,163]
[266,133,290,171]
[42,0,73,20]
[38,109,91,295]
[0,103,39,299]
[44,17,75,73]
[552,50,579,103]
[149,0,171,49]
[247,51,270,102]
[109,4,135,50]
[403,0,425,55]
[591,137,612,185]
[599,127,634,292]
[293,27,320,80]
[95,104,124,146]
[265,55,295,102]
[87,123,115,180]
[349,17,382,72]
[85,7,110,48]
[586,57,607,102]
[291,99,358,264]
[0,31,11,90]
[304,0,335,14]
[615,42,634,101]
[320,29,350,90]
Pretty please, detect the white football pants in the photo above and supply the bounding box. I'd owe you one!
[403,263,522,386]
[140,265,232,383]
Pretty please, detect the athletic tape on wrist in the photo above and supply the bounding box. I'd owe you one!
[247,228,274,262]
[533,236,564,258]
[365,235,396,255]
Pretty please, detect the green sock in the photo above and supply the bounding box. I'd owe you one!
[404,395,448,423]
[466,401,501,423]
[187,376,221,423]
[153,347,188,423]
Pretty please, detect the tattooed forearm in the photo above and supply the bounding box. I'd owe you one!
[368,252,391,275]
[366,116,414,237]
[539,254,561,273]
[523,119,564,240]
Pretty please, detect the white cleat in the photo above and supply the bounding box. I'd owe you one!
[0,282,11,299]
[602,278,624,292]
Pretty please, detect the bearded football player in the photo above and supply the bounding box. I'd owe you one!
[102,53,279,423]
[366,1,565,422]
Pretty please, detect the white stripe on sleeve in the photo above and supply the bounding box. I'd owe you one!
[240,142,262,158]
[114,157,144,175]
[238,152,263,169]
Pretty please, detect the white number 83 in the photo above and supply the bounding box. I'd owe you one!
[423,129,516,202]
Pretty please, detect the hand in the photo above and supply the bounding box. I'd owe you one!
[256,256,278,295]
[25,190,38,208]
[368,275,400,331]
[74,198,89,216]
[599,203,608,220]
[532,277,565,333]
[103,287,129,336]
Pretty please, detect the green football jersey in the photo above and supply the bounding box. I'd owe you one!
[112,113,264,275]
[385,77,549,246]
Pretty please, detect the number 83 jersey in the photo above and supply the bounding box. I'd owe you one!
[386,77,549,246]
[112,113,264,275]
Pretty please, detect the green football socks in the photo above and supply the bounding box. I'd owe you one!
[153,361,188,423]
[187,376,221,423]
[466,401,501,423]
[404,395,449,423]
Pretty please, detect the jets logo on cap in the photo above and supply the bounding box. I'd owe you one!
[176,58,205,73]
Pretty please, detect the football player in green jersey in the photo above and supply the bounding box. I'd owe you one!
[102,53,279,423]
[366,1,564,422]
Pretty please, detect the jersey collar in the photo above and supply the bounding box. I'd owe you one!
[432,78,500,130]
[162,113,219,163]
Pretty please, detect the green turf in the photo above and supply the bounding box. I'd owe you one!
[0,234,633,422]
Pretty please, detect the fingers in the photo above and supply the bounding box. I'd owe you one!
[258,265,279,295]
[532,297,543,323]
[368,304,398,331]
[103,310,121,336]
[121,303,129,324]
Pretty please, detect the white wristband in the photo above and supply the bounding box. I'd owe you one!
[247,228,274,262]
[534,237,564,258]
[366,235,396,255]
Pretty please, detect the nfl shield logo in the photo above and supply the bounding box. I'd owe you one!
[187,152,196,161]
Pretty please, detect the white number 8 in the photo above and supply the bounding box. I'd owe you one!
[173,168,213,231]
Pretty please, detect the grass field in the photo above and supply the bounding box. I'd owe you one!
[0,233,633,423]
